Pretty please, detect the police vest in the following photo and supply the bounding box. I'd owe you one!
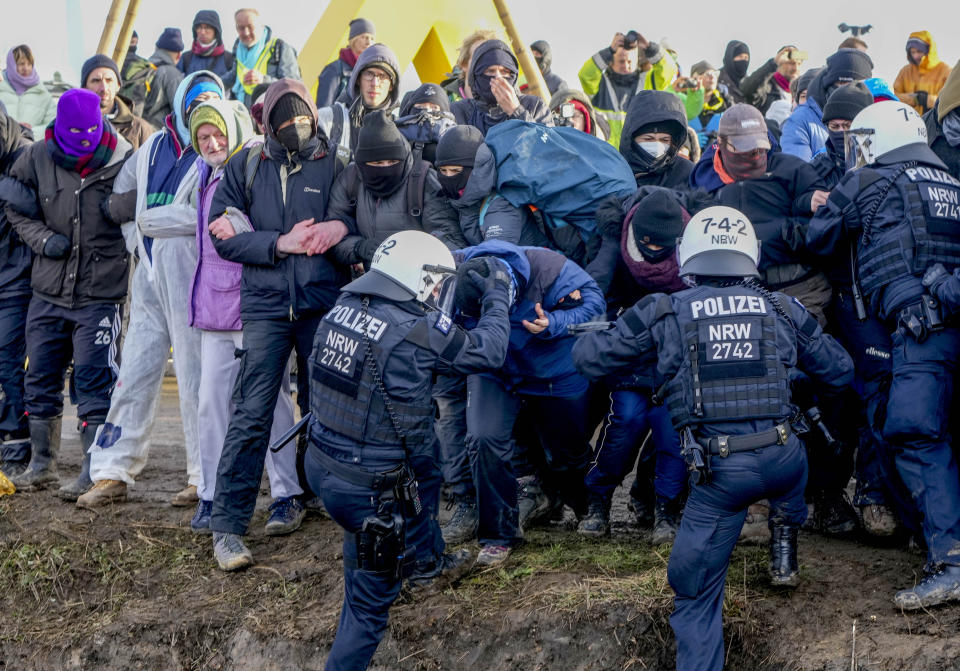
[309,297,435,446]
[858,164,960,298]
[236,38,279,97]
[661,287,792,430]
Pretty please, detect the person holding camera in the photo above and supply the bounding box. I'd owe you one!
[548,89,609,141]
[579,31,678,148]
[741,45,806,114]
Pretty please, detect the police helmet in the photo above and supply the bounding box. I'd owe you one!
[677,206,760,278]
[844,100,927,170]
[342,231,457,312]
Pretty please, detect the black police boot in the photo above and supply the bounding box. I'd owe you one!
[651,496,681,545]
[769,524,801,587]
[405,548,473,595]
[894,564,960,610]
[58,421,99,501]
[11,416,60,491]
[627,495,654,528]
[441,497,479,546]
[813,490,858,537]
[576,495,610,537]
[0,425,31,479]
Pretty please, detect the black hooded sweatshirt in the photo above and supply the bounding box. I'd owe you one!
[619,90,693,188]
[718,40,750,104]
[530,40,568,95]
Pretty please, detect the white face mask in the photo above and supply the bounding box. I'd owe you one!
[637,140,670,159]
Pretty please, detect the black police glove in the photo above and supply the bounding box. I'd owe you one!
[454,256,512,317]
[915,91,929,110]
[42,233,71,259]
[922,263,950,292]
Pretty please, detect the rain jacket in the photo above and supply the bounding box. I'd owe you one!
[894,31,952,115]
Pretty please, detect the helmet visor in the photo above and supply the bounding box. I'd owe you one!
[417,264,458,316]
[844,128,874,171]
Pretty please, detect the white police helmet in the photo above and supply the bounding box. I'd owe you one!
[677,206,760,278]
[342,231,457,311]
[845,100,927,169]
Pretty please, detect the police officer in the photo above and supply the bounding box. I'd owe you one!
[303,230,512,670]
[572,206,854,671]
[807,100,960,609]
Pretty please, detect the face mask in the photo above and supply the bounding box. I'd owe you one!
[942,110,960,148]
[730,60,749,81]
[719,145,767,181]
[826,129,847,159]
[438,169,471,199]
[637,141,669,159]
[471,74,498,106]
[275,120,314,153]
[638,245,673,263]
[358,161,407,197]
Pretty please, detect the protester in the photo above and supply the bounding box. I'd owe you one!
[924,61,960,177]
[549,89,609,141]
[315,18,375,108]
[395,83,456,164]
[717,40,750,104]
[529,40,567,95]
[685,61,727,149]
[0,46,56,134]
[81,54,154,150]
[178,10,235,80]
[230,8,302,108]
[141,28,186,128]
[620,90,693,187]
[894,31,951,116]
[740,45,804,114]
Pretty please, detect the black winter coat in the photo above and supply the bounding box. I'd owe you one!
[0,113,34,301]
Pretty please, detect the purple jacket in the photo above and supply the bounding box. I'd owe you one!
[189,158,242,331]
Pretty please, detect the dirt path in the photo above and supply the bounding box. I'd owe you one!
[1,380,959,670]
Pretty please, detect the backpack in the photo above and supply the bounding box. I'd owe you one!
[341,158,429,227]
[243,139,351,207]
[118,59,157,115]
[180,49,235,76]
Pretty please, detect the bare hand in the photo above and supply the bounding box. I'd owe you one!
[243,69,263,86]
[209,215,236,240]
[304,220,348,255]
[522,302,550,334]
[276,218,316,255]
[633,33,650,51]
[611,33,625,51]
[810,190,830,213]
[490,76,520,116]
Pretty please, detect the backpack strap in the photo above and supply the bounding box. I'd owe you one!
[244,147,263,206]
[406,159,429,225]
[330,103,345,148]
[344,162,360,207]
[478,193,501,232]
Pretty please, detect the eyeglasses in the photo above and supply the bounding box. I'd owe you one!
[361,70,391,84]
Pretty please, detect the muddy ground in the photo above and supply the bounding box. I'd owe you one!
[1,379,960,670]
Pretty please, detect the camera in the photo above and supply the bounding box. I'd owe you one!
[553,102,576,127]
[623,30,640,50]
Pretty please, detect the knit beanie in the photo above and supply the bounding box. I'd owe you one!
[631,189,685,247]
[184,80,223,114]
[690,60,716,77]
[81,54,121,87]
[821,81,874,122]
[435,124,484,167]
[190,104,228,150]
[54,89,104,156]
[401,83,450,115]
[355,110,410,162]
[906,37,929,55]
[824,48,873,86]
[156,27,184,53]
[349,18,375,39]
[269,92,313,131]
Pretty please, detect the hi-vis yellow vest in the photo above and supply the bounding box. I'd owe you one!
[236,38,278,96]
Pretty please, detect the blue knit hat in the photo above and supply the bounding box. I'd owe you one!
[156,27,184,53]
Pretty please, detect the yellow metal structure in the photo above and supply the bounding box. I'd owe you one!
[299,0,507,96]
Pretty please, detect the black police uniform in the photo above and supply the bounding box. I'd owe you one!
[572,282,853,671]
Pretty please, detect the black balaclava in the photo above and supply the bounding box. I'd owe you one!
[472,43,519,107]
[399,82,451,117]
[434,124,484,198]
[270,93,315,154]
[355,110,411,197]
[531,40,553,75]
[821,81,874,160]
[626,120,683,175]
[723,40,750,84]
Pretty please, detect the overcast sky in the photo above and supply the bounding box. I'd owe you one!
[2,0,958,95]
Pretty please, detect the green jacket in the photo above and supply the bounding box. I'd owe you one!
[0,76,56,136]
[578,43,679,147]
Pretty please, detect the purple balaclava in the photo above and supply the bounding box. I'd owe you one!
[54,89,104,156]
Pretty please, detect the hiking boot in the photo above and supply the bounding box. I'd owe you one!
[11,416,60,491]
[740,501,771,543]
[57,421,99,501]
[1,427,31,479]
[577,496,610,537]
[170,484,199,507]
[405,549,473,594]
[769,525,801,588]
[213,532,254,571]
[627,495,654,528]
[191,500,213,535]
[476,544,512,567]
[517,476,550,530]
[651,497,681,545]
[441,498,478,546]
[813,491,858,536]
[264,496,306,536]
[894,564,960,610]
[76,479,127,507]
[860,503,900,537]
[303,495,328,517]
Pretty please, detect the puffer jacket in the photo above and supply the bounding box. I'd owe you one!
[0,112,35,301]
[7,127,133,307]
[894,31,952,115]
[0,77,55,133]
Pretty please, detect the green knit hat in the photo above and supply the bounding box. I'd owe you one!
[190,104,228,151]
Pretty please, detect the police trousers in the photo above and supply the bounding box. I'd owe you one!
[668,435,807,671]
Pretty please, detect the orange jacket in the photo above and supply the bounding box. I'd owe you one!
[894,30,952,115]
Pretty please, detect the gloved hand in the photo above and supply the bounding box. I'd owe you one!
[915,91,929,110]
[357,237,379,263]
[99,194,114,223]
[922,262,950,291]
[454,256,513,317]
[42,233,71,259]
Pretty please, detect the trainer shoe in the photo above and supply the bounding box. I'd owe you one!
[170,484,199,507]
[476,544,512,567]
[191,500,213,535]
[76,479,127,507]
[860,503,900,537]
[405,549,473,594]
[894,564,960,610]
[303,495,329,518]
[264,496,306,536]
[213,532,254,571]
[441,499,478,546]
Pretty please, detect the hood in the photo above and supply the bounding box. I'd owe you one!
[458,143,498,207]
[907,30,941,71]
[346,43,400,108]
[549,88,598,116]
[191,99,255,157]
[531,40,553,74]
[458,239,531,289]
[466,40,520,94]
[193,10,223,44]
[171,69,225,145]
[722,40,749,81]
[262,78,319,141]
[0,108,27,166]
[937,60,960,121]
[149,49,177,67]
[620,89,687,153]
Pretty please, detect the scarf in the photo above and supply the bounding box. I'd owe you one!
[232,28,269,99]
[772,72,791,93]
[5,51,40,95]
[340,47,358,69]
[192,40,225,59]
[45,120,117,177]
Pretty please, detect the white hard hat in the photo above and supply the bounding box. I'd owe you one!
[343,231,456,307]
[677,206,760,278]
[845,100,927,168]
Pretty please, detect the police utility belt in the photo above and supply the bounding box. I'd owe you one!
[897,295,945,341]
[703,422,791,457]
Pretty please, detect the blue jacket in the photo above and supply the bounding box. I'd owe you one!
[780,97,828,161]
[457,240,605,397]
